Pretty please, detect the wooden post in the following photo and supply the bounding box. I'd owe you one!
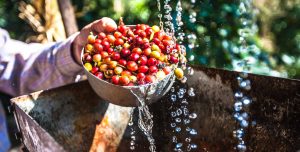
[57,0,78,36]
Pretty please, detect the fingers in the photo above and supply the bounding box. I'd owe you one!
[91,17,117,33]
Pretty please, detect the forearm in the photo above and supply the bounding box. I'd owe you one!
[0,31,83,96]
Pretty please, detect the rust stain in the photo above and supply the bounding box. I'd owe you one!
[89,116,118,152]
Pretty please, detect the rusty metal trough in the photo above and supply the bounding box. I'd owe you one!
[10,66,300,152]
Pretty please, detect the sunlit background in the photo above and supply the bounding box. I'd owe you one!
[0,0,300,79]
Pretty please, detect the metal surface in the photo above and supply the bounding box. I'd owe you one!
[84,68,175,107]
[11,65,300,152]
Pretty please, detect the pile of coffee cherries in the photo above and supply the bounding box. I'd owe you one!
[82,23,185,86]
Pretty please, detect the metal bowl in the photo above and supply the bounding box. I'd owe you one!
[83,68,175,107]
[81,25,175,106]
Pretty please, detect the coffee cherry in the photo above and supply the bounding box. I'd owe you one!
[121,70,132,77]
[107,48,114,54]
[107,35,116,44]
[138,55,148,65]
[101,41,110,50]
[108,61,118,69]
[147,58,157,66]
[83,54,92,62]
[88,35,96,44]
[93,54,102,62]
[152,25,160,33]
[151,44,161,52]
[114,31,122,38]
[115,38,124,46]
[114,66,123,75]
[118,59,127,67]
[143,48,152,56]
[95,39,101,44]
[98,32,106,39]
[170,55,179,64]
[174,68,184,79]
[99,64,108,72]
[121,48,130,57]
[119,76,130,86]
[104,70,114,79]
[129,53,140,61]
[127,61,138,72]
[163,66,172,75]
[138,65,149,73]
[94,72,104,79]
[112,52,121,60]
[84,63,92,71]
[149,66,158,74]
[103,57,111,63]
[132,48,142,55]
[150,51,161,59]
[111,75,120,85]
[137,73,146,81]
[94,43,103,52]
[129,75,137,83]
[145,75,156,84]
[123,43,130,49]
[85,44,93,52]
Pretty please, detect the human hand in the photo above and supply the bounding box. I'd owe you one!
[72,17,117,64]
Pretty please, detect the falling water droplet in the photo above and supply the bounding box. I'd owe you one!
[185,137,191,142]
[186,127,191,132]
[181,99,188,104]
[131,135,136,141]
[183,108,189,116]
[241,112,249,120]
[183,119,191,124]
[171,123,176,128]
[239,72,248,78]
[171,94,177,102]
[171,87,175,92]
[130,146,135,150]
[176,109,183,116]
[189,113,197,119]
[242,97,252,105]
[191,144,197,149]
[171,111,177,117]
[239,80,251,90]
[187,144,192,151]
[251,121,257,126]
[177,90,185,98]
[175,127,182,132]
[187,67,194,75]
[188,55,195,62]
[240,120,249,128]
[175,118,181,123]
[233,129,244,138]
[181,76,187,83]
[189,129,197,135]
[235,91,243,98]
[237,144,247,152]
[188,88,195,96]
[172,136,177,143]
[234,102,243,111]
[130,140,135,146]
[176,143,183,148]
[130,131,136,135]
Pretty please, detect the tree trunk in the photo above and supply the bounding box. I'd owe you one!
[57,0,78,36]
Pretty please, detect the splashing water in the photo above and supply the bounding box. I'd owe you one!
[232,1,257,151]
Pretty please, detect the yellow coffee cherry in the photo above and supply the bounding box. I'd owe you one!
[174,68,184,79]
[84,63,93,72]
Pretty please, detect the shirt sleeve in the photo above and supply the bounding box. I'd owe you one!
[0,28,83,96]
